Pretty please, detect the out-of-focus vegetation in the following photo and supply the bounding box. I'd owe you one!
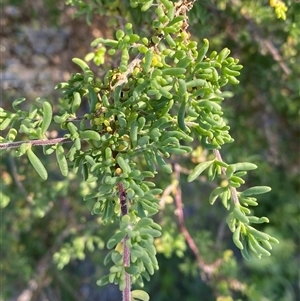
[1,0,299,300]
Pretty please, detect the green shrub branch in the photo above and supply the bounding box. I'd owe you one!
[0,0,280,300]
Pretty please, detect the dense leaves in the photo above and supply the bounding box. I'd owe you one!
[1,0,299,301]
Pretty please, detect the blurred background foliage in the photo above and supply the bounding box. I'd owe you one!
[0,0,299,300]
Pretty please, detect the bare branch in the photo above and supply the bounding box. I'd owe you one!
[15,224,86,301]
[0,137,72,150]
[240,7,291,76]
[206,1,291,76]
[8,155,34,204]
[173,163,222,281]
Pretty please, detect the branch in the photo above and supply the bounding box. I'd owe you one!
[111,54,144,90]
[213,149,240,206]
[239,6,291,76]
[8,155,34,204]
[118,182,131,301]
[206,1,291,76]
[0,137,72,150]
[173,163,222,281]
[111,0,196,91]
[15,223,86,301]
[174,164,247,295]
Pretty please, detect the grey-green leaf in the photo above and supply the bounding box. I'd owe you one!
[131,290,150,301]
[241,186,271,197]
[41,102,53,135]
[56,145,68,177]
[106,231,125,249]
[230,162,257,171]
[187,160,215,182]
[27,148,48,180]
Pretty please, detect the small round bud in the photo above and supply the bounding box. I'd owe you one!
[125,23,132,30]
[115,167,122,175]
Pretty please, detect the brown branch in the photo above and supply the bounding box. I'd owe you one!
[239,7,291,76]
[118,182,131,301]
[118,182,128,216]
[173,163,222,281]
[206,1,291,76]
[15,223,86,301]
[8,155,34,204]
[159,182,176,212]
[173,164,247,295]
[0,137,73,150]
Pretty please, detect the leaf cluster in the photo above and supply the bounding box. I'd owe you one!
[0,0,283,299]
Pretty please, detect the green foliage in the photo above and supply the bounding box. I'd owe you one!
[1,0,299,300]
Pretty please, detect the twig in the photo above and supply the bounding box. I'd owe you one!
[15,223,86,301]
[117,182,131,301]
[111,54,144,90]
[240,9,291,76]
[213,149,240,206]
[206,1,291,76]
[159,181,177,212]
[174,164,247,294]
[8,155,34,204]
[118,182,128,216]
[0,137,73,150]
[111,0,197,91]
[173,163,222,281]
